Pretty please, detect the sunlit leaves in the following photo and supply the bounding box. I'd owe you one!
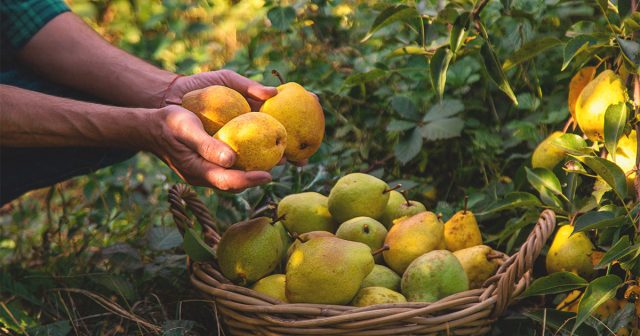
[430,47,453,100]
[521,272,588,298]
[480,38,518,105]
[604,102,628,161]
[573,275,623,333]
[361,5,418,42]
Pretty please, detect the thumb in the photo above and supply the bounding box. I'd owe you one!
[172,112,237,167]
[247,85,278,101]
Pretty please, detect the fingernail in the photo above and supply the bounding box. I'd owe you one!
[218,150,235,168]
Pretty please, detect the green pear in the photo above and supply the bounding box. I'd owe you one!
[444,199,482,252]
[575,70,628,141]
[383,212,443,274]
[217,217,284,285]
[401,250,469,302]
[361,265,401,291]
[546,225,595,279]
[328,173,390,223]
[379,191,427,229]
[286,230,334,259]
[285,236,374,304]
[277,192,336,235]
[453,245,500,289]
[351,287,407,307]
[251,274,288,302]
[335,217,388,263]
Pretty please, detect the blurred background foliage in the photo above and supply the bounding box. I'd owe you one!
[1,0,639,334]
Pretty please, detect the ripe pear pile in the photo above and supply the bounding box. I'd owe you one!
[181,80,325,172]
[214,172,506,307]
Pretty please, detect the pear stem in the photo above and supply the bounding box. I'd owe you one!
[272,213,286,225]
[383,184,402,194]
[371,244,390,256]
[437,213,443,221]
[272,69,286,85]
[363,224,370,234]
[463,195,469,214]
[399,189,412,207]
[562,117,574,133]
[486,252,503,261]
[291,232,304,243]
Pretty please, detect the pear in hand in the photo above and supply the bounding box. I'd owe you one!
[361,264,401,291]
[379,191,426,229]
[383,211,443,274]
[335,217,388,263]
[401,250,469,302]
[546,225,595,279]
[443,197,482,252]
[260,80,324,162]
[286,236,374,304]
[453,245,500,289]
[214,112,287,171]
[251,274,288,302]
[182,85,250,134]
[277,192,336,235]
[351,287,407,307]
[328,173,391,223]
[217,217,284,285]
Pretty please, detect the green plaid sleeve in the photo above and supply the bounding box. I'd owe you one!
[1,0,69,51]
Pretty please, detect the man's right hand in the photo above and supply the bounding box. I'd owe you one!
[143,105,272,192]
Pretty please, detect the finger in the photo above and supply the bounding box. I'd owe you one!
[219,70,277,101]
[204,166,272,192]
[169,109,237,168]
[277,157,287,166]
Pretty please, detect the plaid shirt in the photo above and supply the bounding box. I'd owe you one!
[1,0,69,51]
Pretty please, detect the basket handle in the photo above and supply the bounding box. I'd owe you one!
[168,184,222,245]
[490,209,556,318]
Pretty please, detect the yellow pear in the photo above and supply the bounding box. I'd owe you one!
[286,230,334,259]
[383,211,443,274]
[568,66,596,121]
[444,199,482,252]
[217,217,284,285]
[351,287,407,307]
[214,112,287,171]
[606,130,637,191]
[379,191,427,229]
[260,82,325,162]
[251,274,288,302]
[531,132,566,170]
[285,236,374,304]
[575,70,628,141]
[453,245,500,289]
[182,85,250,134]
[546,225,595,279]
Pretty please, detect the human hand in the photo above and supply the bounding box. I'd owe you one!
[163,69,277,111]
[143,105,272,192]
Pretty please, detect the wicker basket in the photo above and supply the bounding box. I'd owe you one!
[168,184,556,336]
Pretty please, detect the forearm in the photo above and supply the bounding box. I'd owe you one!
[18,12,176,108]
[0,85,151,148]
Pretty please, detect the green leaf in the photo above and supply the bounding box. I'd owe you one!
[27,320,72,336]
[419,117,464,141]
[91,274,137,301]
[562,35,597,70]
[480,40,518,105]
[394,127,422,164]
[594,236,634,269]
[502,36,562,71]
[524,309,598,336]
[573,275,623,333]
[147,226,182,251]
[554,133,590,156]
[387,119,416,132]
[477,192,542,215]
[449,12,470,57]
[525,167,563,196]
[183,228,216,262]
[616,36,640,70]
[391,96,420,120]
[573,211,624,233]
[572,155,628,199]
[361,5,418,42]
[604,102,628,161]
[267,6,296,32]
[430,47,453,100]
[521,272,588,297]
[423,99,464,122]
[344,69,387,86]
[618,0,632,18]
[388,45,432,57]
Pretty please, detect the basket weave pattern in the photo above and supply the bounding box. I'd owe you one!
[169,184,556,336]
